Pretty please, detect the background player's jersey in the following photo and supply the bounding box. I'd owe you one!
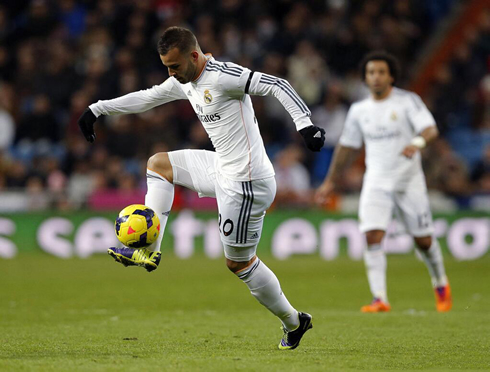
[89,57,313,182]
[339,87,436,190]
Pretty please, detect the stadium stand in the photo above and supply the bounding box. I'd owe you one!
[0,0,487,211]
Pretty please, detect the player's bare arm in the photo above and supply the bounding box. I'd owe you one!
[401,126,439,159]
[315,144,360,204]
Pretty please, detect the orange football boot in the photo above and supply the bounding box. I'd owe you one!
[361,298,391,313]
[435,284,452,312]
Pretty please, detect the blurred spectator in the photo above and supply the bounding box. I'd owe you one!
[475,74,490,130]
[45,157,67,193]
[424,138,472,206]
[5,159,28,188]
[67,161,94,208]
[106,115,140,159]
[59,0,87,39]
[311,82,348,184]
[16,95,60,143]
[19,0,58,39]
[0,105,15,151]
[26,175,49,210]
[287,40,329,106]
[274,145,311,207]
[471,144,490,193]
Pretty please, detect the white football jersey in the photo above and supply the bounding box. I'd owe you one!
[339,87,436,190]
[89,57,313,182]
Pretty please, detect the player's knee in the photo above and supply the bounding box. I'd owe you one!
[415,236,432,251]
[226,257,254,274]
[365,230,385,245]
[147,152,173,183]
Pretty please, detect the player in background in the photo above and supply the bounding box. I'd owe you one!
[78,27,324,349]
[315,51,452,313]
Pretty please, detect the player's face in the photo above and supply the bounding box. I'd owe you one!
[365,60,394,96]
[160,47,198,84]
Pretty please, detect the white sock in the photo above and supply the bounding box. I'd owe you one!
[363,244,388,303]
[417,238,448,288]
[145,169,174,253]
[237,257,300,331]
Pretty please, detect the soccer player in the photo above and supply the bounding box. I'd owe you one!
[78,27,323,349]
[315,51,452,313]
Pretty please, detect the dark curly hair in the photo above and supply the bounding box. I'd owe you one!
[157,27,199,56]
[360,51,400,86]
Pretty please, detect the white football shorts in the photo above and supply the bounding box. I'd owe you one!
[168,150,276,261]
[358,180,434,237]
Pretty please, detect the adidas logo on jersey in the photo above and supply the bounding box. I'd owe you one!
[250,232,259,239]
[187,90,192,96]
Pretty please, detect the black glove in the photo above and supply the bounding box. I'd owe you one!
[299,125,325,152]
[78,108,97,143]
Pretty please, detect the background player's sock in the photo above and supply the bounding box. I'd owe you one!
[363,244,388,302]
[237,257,300,331]
[417,238,448,288]
[144,169,174,253]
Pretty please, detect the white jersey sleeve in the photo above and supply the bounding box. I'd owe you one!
[89,77,186,117]
[219,67,313,131]
[406,92,436,133]
[339,104,363,149]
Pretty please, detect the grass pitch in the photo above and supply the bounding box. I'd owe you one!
[1,253,489,371]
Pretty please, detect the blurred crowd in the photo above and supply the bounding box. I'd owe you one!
[0,0,488,212]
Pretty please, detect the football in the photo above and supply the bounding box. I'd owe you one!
[114,204,160,248]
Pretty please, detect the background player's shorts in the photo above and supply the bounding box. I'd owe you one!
[168,150,276,261]
[359,181,434,237]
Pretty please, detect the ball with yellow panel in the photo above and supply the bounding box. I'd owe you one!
[114,204,160,248]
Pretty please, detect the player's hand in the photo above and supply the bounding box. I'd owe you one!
[78,108,97,143]
[315,179,335,205]
[401,144,419,159]
[299,125,325,152]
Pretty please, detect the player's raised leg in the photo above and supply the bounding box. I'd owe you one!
[414,236,452,312]
[361,229,391,313]
[145,152,175,253]
[108,152,174,272]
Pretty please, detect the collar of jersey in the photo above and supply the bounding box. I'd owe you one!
[370,87,394,103]
[192,54,213,84]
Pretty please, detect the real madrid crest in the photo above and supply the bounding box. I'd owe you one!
[204,89,212,104]
[390,111,397,121]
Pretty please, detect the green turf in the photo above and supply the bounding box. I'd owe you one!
[0,253,489,371]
